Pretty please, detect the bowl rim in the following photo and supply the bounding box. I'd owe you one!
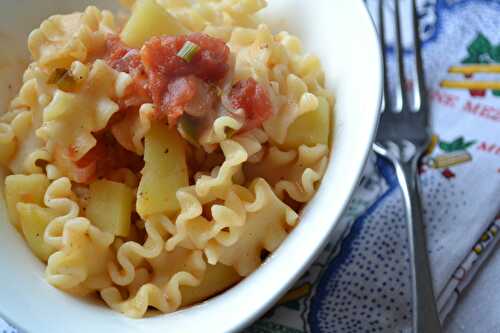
[0,0,383,331]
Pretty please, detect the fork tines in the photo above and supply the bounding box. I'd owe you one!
[377,0,429,121]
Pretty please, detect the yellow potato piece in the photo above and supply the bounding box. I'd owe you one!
[282,96,331,149]
[120,0,187,48]
[4,174,50,229]
[86,179,134,237]
[181,263,242,307]
[17,203,58,262]
[137,123,188,219]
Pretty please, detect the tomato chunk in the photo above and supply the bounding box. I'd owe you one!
[106,35,142,74]
[58,133,144,184]
[141,33,229,124]
[160,75,218,124]
[105,35,151,107]
[104,33,228,125]
[229,78,273,132]
[142,33,229,82]
[78,133,144,173]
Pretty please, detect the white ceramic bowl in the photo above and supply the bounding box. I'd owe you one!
[0,0,381,332]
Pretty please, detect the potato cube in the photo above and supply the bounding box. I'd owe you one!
[120,0,187,48]
[282,96,331,149]
[17,203,58,262]
[86,179,134,237]
[137,123,188,219]
[181,263,241,307]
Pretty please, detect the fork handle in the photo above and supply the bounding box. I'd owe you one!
[396,158,442,333]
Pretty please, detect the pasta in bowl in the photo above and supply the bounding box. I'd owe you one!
[0,0,381,331]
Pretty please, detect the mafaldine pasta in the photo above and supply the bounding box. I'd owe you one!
[1,0,333,318]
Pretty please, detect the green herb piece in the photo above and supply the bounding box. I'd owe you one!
[177,41,200,62]
[177,115,200,146]
[224,127,236,138]
[48,68,77,92]
[57,74,77,92]
[48,68,68,84]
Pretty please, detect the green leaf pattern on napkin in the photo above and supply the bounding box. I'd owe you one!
[438,137,476,153]
[462,33,500,96]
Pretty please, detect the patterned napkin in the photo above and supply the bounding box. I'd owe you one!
[1,1,499,332]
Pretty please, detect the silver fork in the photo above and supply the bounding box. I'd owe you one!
[373,0,442,332]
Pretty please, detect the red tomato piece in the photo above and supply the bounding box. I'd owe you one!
[141,33,229,125]
[62,134,144,184]
[104,35,151,107]
[229,78,273,132]
[141,33,229,82]
[105,33,230,126]
[53,145,97,184]
[161,75,197,125]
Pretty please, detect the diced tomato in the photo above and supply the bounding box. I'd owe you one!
[141,33,229,125]
[105,36,139,72]
[104,35,151,107]
[161,76,197,124]
[229,78,273,132]
[141,33,229,82]
[53,146,97,184]
[66,144,81,162]
[58,133,144,184]
[105,33,230,127]
[75,142,107,169]
[158,75,218,124]
[85,133,143,172]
